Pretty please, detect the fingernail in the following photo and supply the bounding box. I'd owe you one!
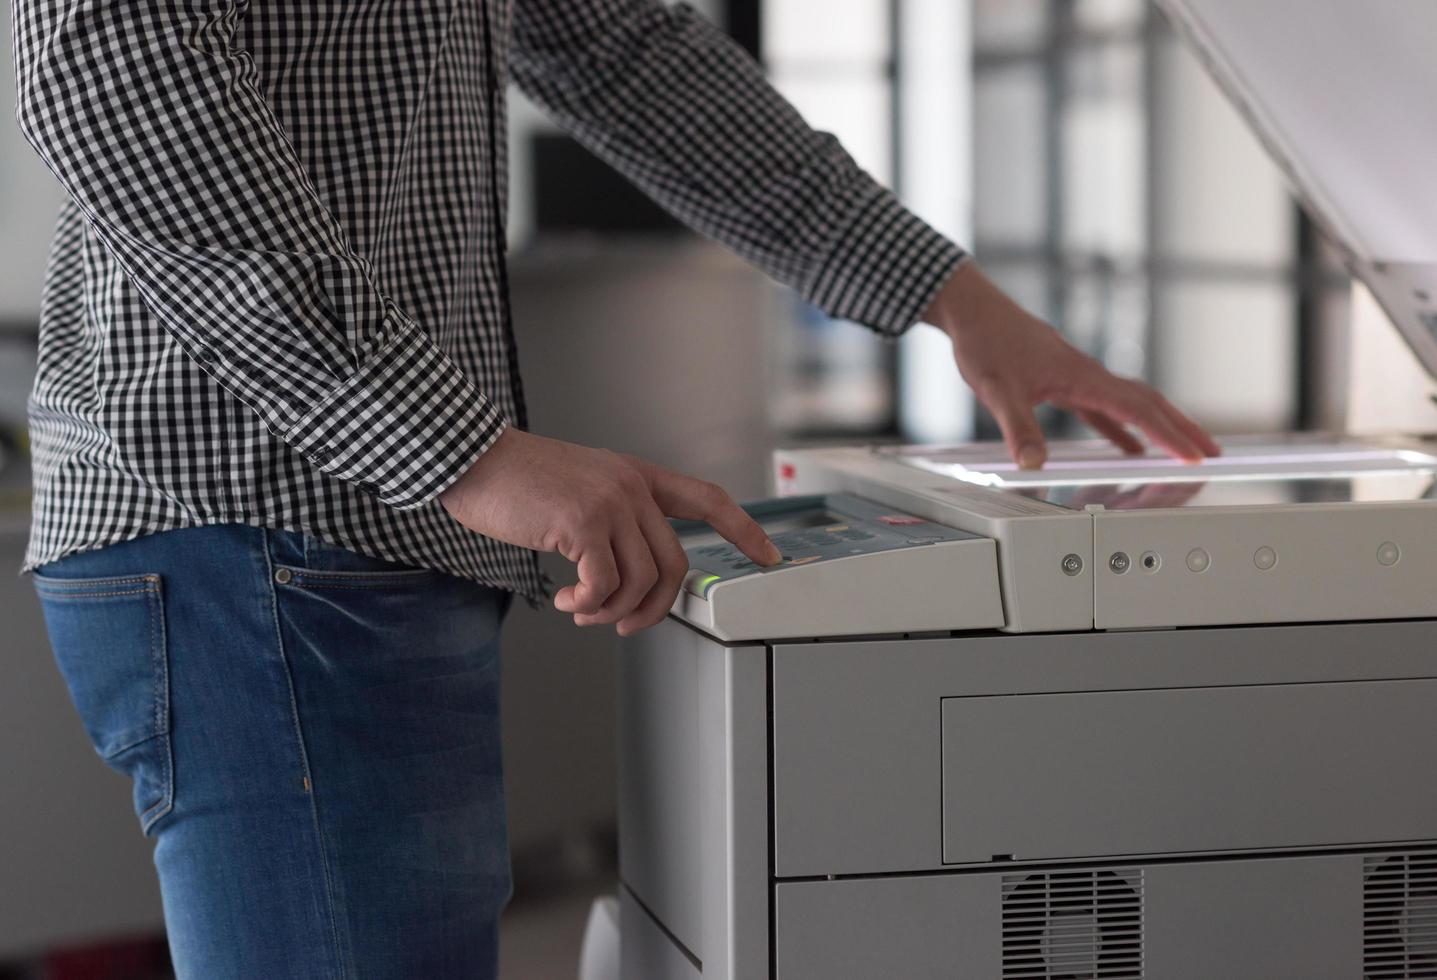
[763,541,782,566]
[1018,446,1045,470]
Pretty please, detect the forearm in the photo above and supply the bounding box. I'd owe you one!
[511,0,964,335]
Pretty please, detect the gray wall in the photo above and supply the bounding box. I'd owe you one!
[0,518,168,956]
[1,2,65,323]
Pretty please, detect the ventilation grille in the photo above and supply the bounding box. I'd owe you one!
[1366,853,1437,979]
[1001,868,1144,979]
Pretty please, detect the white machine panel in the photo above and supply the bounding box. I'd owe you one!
[668,494,1002,641]
[941,680,1437,864]
[776,854,1376,980]
[778,435,1437,632]
[775,450,1092,633]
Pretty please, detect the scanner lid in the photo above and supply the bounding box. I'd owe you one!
[1157,0,1437,378]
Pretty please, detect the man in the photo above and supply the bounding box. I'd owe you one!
[13,0,1217,976]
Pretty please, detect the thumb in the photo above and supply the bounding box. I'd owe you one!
[987,390,1047,470]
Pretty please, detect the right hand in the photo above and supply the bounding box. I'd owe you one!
[925,262,1220,468]
[439,428,782,636]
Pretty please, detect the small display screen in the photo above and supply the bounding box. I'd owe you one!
[760,509,850,534]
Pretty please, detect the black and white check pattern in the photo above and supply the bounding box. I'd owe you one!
[13,0,964,598]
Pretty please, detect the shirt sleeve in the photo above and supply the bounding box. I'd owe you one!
[11,0,504,510]
[510,0,967,336]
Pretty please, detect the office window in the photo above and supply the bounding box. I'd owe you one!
[762,0,976,440]
[757,0,1348,441]
[970,0,1349,436]
[762,0,898,435]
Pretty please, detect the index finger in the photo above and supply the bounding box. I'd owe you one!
[1064,382,1206,464]
[632,462,782,568]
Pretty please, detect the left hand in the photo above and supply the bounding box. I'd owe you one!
[924,261,1221,469]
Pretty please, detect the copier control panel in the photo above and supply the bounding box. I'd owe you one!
[679,494,973,598]
[668,494,1004,641]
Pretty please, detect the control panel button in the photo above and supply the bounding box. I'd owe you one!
[1253,546,1277,571]
[679,495,981,598]
[1377,541,1401,567]
[1186,548,1210,573]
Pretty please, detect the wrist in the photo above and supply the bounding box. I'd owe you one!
[924,259,981,340]
[440,424,522,512]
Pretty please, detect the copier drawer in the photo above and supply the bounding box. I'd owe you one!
[942,679,1437,864]
[771,627,1437,877]
[775,852,1378,980]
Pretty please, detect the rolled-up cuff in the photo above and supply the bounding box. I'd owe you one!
[804,183,967,337]
[286,313,507,510]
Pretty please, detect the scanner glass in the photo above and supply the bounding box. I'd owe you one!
[888,435,1437,511]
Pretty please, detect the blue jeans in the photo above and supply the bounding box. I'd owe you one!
[32,524,513,979]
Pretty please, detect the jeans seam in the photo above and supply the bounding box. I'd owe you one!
[143,583,174,832]
[149,585,166,737]
[100,729,166,761]
[32,573,159,591]
[37,588,155,599]
[261,530,351,980]
[288,578,435,591]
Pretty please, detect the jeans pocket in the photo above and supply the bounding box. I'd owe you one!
[285,532,439,588]
[32,571,174,833]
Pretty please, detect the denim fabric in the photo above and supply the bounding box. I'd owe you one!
[33,525,513,979]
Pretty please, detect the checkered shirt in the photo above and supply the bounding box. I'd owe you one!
[12,0,964,597]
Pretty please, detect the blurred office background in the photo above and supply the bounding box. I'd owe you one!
[0,0,1410,977]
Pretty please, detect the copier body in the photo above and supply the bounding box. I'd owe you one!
[616,449,1437,977]
[619,614,1437,979]
[612,0,1437,975]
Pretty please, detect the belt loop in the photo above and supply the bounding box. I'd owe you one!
[263,527,307,570]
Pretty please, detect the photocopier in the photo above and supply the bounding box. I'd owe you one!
[587,1,1437,978]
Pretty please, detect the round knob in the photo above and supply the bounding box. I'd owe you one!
[1377,541,1401,567]
[1253,546,1277,571]
[1186,548,1210,573]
